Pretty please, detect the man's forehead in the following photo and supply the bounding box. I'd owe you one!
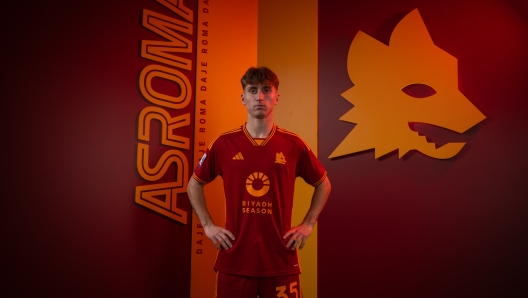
[245,83,273,89]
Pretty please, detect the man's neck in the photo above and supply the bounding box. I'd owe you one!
[245,115,274,138]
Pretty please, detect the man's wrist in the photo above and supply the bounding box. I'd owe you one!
[302,220,316,227]
[201,220,215,228]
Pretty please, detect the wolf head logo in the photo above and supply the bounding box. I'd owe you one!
[329,9,485,159]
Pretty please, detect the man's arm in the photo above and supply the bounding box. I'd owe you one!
[187,178,235,250]
[283,177,331,250]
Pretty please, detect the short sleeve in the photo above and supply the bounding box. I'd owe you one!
[192,142,221,184]
[296,143,327,186]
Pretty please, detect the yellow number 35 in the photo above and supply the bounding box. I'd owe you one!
[276,281,299,298]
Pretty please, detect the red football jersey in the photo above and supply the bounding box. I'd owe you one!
[193,124,327,277]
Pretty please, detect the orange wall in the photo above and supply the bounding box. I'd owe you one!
[190,0,257,297]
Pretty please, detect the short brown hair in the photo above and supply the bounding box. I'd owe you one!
[240,67,279,90]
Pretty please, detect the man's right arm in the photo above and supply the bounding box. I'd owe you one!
[187,178,235,250]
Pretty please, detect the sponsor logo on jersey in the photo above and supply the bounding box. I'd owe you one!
[245,172,270,197]
[275,152,286,164]
[241,200,273,214]
[233,152,244,160]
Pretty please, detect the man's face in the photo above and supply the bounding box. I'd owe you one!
[241,83,279,120]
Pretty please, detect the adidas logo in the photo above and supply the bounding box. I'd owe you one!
[233,152,244,160]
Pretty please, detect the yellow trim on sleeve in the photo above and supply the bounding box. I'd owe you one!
[312,171,327,187]
[192,173,210,185]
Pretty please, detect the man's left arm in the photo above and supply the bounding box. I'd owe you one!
[283,177,331,250]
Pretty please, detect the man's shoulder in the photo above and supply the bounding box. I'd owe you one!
[275,126,312,151]
[208,126,244,149]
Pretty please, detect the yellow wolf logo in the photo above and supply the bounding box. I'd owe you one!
[329,9,486,159]
[275,152,286,164]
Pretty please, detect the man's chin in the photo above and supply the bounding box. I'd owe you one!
[251,112,267,119]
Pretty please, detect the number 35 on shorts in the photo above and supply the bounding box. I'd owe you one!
[276,281,299,298]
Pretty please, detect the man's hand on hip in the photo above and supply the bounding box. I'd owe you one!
[204,224,235,250]
[283,223,313,250]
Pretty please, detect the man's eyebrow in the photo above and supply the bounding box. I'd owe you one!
[246,85,272,89]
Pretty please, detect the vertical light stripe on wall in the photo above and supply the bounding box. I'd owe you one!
[191,1,257,297]
[258,0,319,297]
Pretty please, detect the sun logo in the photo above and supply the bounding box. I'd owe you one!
[329,9,486,160]
[275,152,286,164]
[246,172,270,197]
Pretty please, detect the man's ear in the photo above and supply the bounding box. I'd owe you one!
[275,93,280,104]
[241,94,245,104]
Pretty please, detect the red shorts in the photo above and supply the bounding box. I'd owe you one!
[215,272,302,298]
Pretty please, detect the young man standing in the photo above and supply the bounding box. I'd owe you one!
[187,67,331,297]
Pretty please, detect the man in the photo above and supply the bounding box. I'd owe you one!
[187,67,331,297]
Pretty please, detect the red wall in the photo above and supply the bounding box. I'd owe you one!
[318,0,528,296]
[2,1,194,296]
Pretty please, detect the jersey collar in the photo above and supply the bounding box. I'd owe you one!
[243,124,276,146]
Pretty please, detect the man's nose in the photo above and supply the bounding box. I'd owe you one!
[257,91,265,100]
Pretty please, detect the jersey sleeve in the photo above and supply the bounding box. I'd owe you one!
[192,141,221,184]
[296,142,327,186]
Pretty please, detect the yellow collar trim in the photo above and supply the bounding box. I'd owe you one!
[242,124,276,146]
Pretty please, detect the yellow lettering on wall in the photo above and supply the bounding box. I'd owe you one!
[136,0,196,227]
[141,9,193,70]
[157,0,194,22]
[139,64,192,109]
[138,106,190,149]
[135,181,188,224]
[136,143,188,182]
